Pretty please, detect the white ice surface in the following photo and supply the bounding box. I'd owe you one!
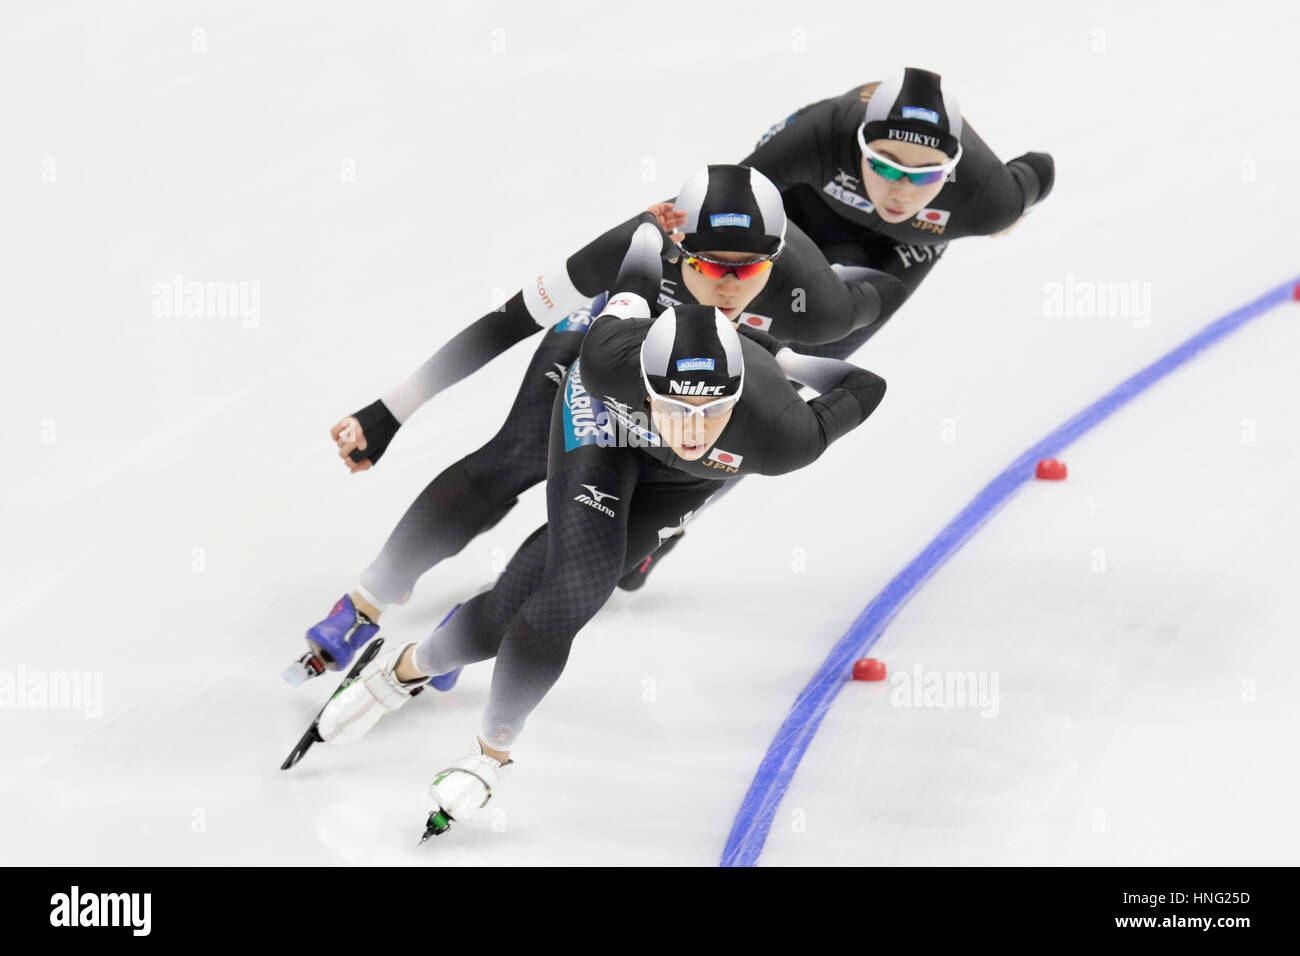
[1,1,1298,865]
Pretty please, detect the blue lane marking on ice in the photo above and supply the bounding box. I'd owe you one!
[721,276,1300,868]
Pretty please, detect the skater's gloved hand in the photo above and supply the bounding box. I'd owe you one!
[735,322,785,356]
[1009,151,1054,206]
[644,203,685,261]
[330,399,401,472]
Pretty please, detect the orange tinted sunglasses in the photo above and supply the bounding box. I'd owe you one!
[682,253,776,281]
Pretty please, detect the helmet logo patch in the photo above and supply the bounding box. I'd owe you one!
[676,357,716,372]
[901,106,940,124]
[709,213,751,228]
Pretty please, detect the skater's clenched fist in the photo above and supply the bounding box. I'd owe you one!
[331,399,403,472]
[331,416,371,473]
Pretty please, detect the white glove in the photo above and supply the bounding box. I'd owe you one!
[317,643,427,744]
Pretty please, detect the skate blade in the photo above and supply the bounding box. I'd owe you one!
[279,639,386,771]
[280,726,321,770]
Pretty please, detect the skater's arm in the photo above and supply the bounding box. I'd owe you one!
[774,350,879,396]
[784,243,947,360]
[740,322,880,389]
[328,297,543,470]
[609,219,669,311]
[763,355,887,473]
[580,219,673,358]
[740,96,838,195]
[342,217,666,469]
[381,214,670,425]
[379,295,544,424]
[776,229,910,343]
[974,149,1056,236]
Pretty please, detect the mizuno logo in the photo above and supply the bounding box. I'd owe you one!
[581,484,618,503]
[575,484,619,516]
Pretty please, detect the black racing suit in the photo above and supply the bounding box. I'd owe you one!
[412,280,887,749]
[355,85,1052,605]
[742,81,1055,357]
[358,209,898,605]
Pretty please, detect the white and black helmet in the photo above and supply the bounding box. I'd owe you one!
[674,165,787,258]
[640,304,744,403]
[862,67,963,158]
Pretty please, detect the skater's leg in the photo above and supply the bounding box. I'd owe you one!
[477,465,721,755]
[477,452,642,754]
[470,368,726,753]
[406,522,551,678]
[420,406,716,825]
[358,327,587,608]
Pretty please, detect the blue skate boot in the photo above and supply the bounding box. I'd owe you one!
[283,594,379,685]
[427,604,462,692]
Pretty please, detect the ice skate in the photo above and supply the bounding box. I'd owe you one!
[420,747,512,841]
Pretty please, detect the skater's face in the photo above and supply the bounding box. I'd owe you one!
[861,139,951,223]
[680,249,776,322]
[648,395,735,461]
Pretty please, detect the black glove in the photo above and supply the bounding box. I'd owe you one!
[348,399,401,464]
[735,322,786,357]
[1009,151,1055,209]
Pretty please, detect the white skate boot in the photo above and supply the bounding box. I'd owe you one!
[317,642,428,744]
[420,746,512,839]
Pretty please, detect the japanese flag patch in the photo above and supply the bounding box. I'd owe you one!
[707,447,743,469]
[915,208,951,226]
